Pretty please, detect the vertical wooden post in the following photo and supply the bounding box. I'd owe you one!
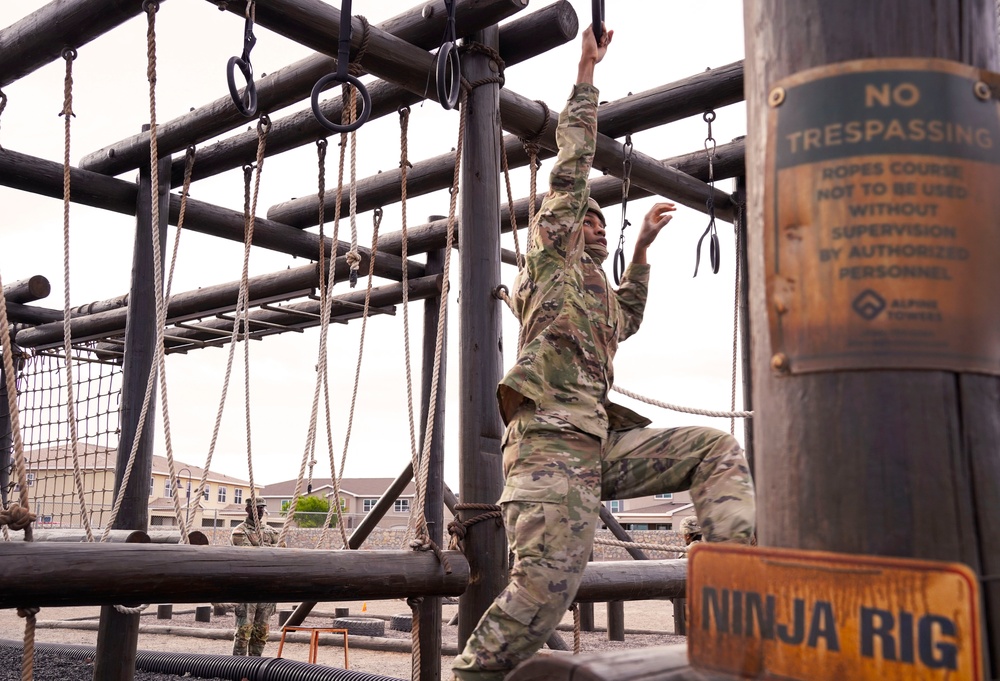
[606,601,625,641]
[457,26,507,648]
[93,133,170,681]
[744,1,1000,675]
[417,245,447,681]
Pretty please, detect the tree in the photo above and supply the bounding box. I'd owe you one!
[293,495,338,528]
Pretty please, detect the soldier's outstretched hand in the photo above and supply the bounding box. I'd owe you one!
[636,201,676,250]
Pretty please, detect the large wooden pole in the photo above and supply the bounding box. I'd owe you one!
[93,137,170,681]
[744,0,1000,675]
[457,26,507,648]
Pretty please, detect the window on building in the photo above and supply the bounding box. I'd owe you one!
[203,485,210,501]
[150,477,154,496]
[654,493,673,500]
[339,497,349,511]
[394,499,410,513]
[218,486,227,503]
[234,489,243,504]
[26,472,34,487]
[608,500,623,513]
[164,479,173,497]
[362,499,377,513]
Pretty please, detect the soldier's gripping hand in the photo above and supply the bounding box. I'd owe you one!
[632,201,676,265]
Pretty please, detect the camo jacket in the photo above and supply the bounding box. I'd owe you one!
[498,83,651,441]
[231,521,279,547]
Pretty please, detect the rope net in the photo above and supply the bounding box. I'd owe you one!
[6,349,121,530]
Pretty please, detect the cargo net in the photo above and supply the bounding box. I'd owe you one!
[5,349,122,530]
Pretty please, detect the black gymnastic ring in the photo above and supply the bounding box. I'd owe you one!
[310,72,372,133]
[436,41,462,111]
[592,0,605,44]
[227,56,258,117]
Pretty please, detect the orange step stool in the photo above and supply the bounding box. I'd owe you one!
[276,626,350,668]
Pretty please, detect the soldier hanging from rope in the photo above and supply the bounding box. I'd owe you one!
[452,23,756,681]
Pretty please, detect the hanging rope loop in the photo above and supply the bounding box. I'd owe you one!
[693,110,720,277]
[612,134,633,285]
[311,2,371,133]
[227,0,258,117]
[435,0,461,110]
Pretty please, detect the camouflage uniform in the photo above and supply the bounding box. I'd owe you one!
[231,517,279,656]
[452,83,755,681]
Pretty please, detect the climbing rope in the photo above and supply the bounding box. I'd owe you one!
[320,206,382,549]
[284,102,352,550]
[593,535,688,554]
[305,138,328,497]
[240,116,271,536]
[18,607,39,681]
[397,105,423,547]
[57,45,94,542]
[345,86,362,287]
[0,279,34,542]
[447,502,502,553]
[611,385,752,419]
[409,87,470,567]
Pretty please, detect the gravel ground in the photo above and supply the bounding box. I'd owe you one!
[0,599,686,680]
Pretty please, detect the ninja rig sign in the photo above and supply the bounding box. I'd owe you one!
[765,59,1000,375]
[688,545,983,681]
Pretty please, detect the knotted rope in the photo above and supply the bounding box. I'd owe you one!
[447,502,502,552]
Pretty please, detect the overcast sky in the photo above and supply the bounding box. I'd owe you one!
[0,0,747,493]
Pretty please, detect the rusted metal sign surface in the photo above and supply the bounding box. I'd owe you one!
[765,59,1000,375]
[688,544,982,681]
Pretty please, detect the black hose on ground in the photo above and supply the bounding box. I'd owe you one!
[0,640,404,681]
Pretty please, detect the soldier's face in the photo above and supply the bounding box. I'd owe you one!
[583,212,606,247]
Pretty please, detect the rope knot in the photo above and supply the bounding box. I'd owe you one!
[17,607,40,619]
[0,503,37,532]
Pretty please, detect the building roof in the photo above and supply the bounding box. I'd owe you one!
[262,478,416,498]
[615,501,694,517]
[24,446,254,487]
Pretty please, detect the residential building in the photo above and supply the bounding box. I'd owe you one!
[604,490,695,531]
[261,477,431,531]
[16,445,261,530]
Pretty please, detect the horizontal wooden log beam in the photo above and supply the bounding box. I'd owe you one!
[31,529,209,544]
[5,301,66,326]
[80,0,529,175]
[596,60,744,136]
[574,560,686,603]
[0,148,421,278]
[168,1,577,186]
[373,141,746,259]
[0,544,470,608]
[500,89,735,223]
[16,274,442,350]
[2,275,51,304]
[0,0,163,89]
[0,543,684,608]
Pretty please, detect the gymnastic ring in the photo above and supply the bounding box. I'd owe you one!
[227,56,258,117]
[436,41,461,110]
[311,72,372,133]
[592,0,605,44]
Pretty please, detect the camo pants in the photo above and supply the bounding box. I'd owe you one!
[233,601,276,656]
[452,406,755,680]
